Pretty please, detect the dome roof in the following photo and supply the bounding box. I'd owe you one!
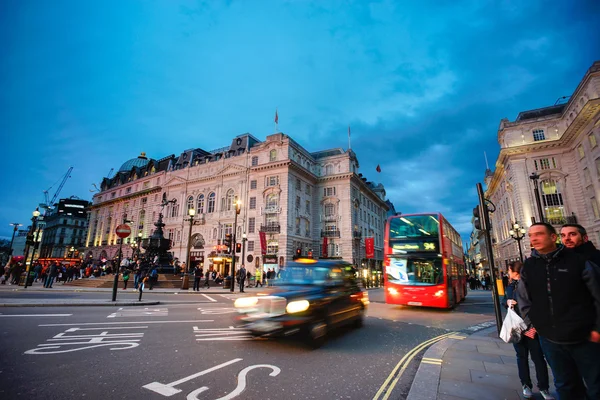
[118,152,150,172]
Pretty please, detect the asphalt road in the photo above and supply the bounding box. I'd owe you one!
[0,289,495,400]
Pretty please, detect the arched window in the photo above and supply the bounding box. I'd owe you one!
[197,194,205,213]
[540,179,564,220]
[186,196,194,213]
[207,192,216,213]
[325,164,333,175]
[226,189,235,211]
[138,210,145,233]
[213,228,217,239]
[324,203,335,217]
[270,149,277,162]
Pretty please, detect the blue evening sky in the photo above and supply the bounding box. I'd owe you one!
[1,0,598,242]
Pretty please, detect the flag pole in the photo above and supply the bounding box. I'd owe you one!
[348,126,351,150]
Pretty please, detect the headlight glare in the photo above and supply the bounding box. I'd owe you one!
[286,300,310,314]
[234,297,259,308]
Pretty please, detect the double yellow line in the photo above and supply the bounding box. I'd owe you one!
[372,331,458,400]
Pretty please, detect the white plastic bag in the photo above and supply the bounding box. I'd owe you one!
[500,308,527,343]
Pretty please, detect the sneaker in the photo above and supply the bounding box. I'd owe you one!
[540,390,555,400]
[522,385,533,398]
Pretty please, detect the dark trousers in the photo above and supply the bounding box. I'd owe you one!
[539,335,600,399]
[239,279,245,292]
[45,276,55,288]
[203,278,210,288]
[123,279,128,290]
[193,277,201,291]
[512,335,549,390]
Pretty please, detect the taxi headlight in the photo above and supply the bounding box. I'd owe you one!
[286,300,310,314]
[234,297,259,308]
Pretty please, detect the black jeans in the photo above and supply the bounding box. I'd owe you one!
[513,335,549,390]
[193,277,201,291]
[239,280,245,292]
[539,335,600,399]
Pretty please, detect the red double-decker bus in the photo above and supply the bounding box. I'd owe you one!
[384,213,467,309]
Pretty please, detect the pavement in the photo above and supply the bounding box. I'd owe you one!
[407,326,558,400]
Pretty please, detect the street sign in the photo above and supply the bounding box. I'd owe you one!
[115,224,132,238]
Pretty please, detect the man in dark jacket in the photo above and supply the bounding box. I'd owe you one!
[517,222,600,399]
[561,223,600,266]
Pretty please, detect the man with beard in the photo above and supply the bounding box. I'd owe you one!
[561,223,600,267]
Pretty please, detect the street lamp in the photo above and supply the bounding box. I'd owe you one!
[8,223,22,256]
[231,199,241,293]
[23,208,41,289]
[509,221,527,262]
[136,231,142,259]
[69,246,76,258]
[241,233,247,270]
[529,172,545,223]
[182,208,196,290]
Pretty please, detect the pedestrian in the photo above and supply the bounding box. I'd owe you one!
[134,264,141,290]
[504,261,553,399]
[517,222,600,399]
[203,269,211,289]
[122,268,130,290]
[255,268,263,287]
[45,262,58,288]
[149,267,158,290]
[193,266,203,292]
[238,265,246,292]
[561,223,600,265]
[139,274,148,301]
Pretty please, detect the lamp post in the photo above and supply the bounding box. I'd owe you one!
[8,223,22,256]
[509,222,526,262]
[23,208,41,289]
[182,208,196,290]
[231,199,241,293]
[241,233,247,269]
[137,231,142,259]
[529,172,545,223]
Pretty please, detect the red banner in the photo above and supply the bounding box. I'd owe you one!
[365,237,374,259]
[259,231,267,255]
[322,237,328,258]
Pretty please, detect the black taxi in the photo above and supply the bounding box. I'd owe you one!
[234,259,368,347]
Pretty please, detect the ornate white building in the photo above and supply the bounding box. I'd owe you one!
[484,61,600,271]
[84,133,390,276]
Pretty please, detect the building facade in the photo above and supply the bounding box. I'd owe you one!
[84,133,390,276]
[39,197,91,259]
[482,61,600,271]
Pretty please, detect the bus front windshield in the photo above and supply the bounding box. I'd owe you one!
[386,256,443,286]
[389,214,439,239]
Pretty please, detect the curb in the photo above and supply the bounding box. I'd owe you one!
[406,326,498,400]
[0,301,161,307]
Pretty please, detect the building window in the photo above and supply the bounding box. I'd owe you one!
[197,194,205,213]
[250,180,257,190]
[304,220,310,237]
[590,133,597,148]
[207,192,216,213]
[305,185,311,195]
[226,189,235,211]
[249,197,256,209]
[324,203,335,217]
[584,168,592,186]
[247,241,255,252]
[267,242,278,254]
[169,203,179,218]
[269,150,277,162]
[126,187,132,194]
[266,176,279,187]
[248,217,255,233]
[578,144,585,159]
[325,164,333,175]
[295,218,300,234]
[532,129,545,141]
[295,196,301,209]
[187,196,194,213]
[251,156,259,166]
[142,197,147,205]
[224,224,233,236]
[324,187,336,196]
[305,200,310,215]
[266,194,278,209]
[593,198,600,220]
[296,178,301,191]
[541,179,564,218]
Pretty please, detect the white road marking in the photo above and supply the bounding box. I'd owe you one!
[193,326,252,341]
[0,314,72,317]
[25,326,147,355]
[39,320,213,327]
[108,307,168,318]
[143,358,243,396]
[201,294,217,302]
[196,307,236,315]
[212,364,280,400]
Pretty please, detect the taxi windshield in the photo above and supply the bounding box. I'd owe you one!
[279,266,331,285]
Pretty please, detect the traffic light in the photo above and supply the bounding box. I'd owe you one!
[296,248,301,257]
[224,233,232,250]
[235,243,242,253]
[473,204,488,231]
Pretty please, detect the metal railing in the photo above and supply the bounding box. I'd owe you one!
[321,230,341,238]
[544,215,577,225]
[260,224,281,233]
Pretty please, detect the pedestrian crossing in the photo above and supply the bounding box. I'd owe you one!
[193,325,253,341]
[107,307,169,318]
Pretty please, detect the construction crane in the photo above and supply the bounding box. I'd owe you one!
[90,168,114,193]
[40,167,73,213]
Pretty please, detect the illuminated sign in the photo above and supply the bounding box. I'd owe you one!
[392,241,438,253]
